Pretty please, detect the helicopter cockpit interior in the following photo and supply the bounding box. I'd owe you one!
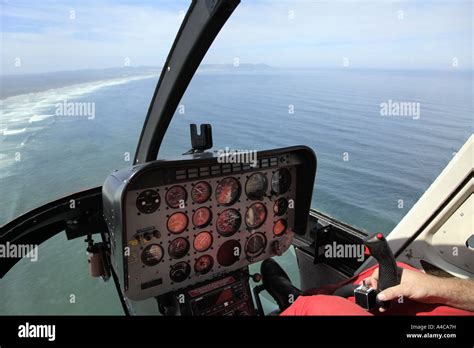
[1,0,472,322]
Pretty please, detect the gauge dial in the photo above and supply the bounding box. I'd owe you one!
[170,262,191,283]
[216,209,242,237]
[245,172,268,200]
[217,239,241,267]
[194,255,214,274]
[192,207,212,228]
[215,177,241,205]
[167,212,188,234]
[191,181,212,204]
[141,244,164,266]
[245,233,267,258]
[168,237,190,259]
[136,190,160,214]
[165,185,187,208]
[193,231,213,252]
[273,197,289,216]
[271,168,292,195]
[273,218,288,236]
[245,202,267,229]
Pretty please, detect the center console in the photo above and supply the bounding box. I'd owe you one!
[177,269,255,316]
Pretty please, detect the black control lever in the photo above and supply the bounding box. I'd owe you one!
[355,233,401,310]
[364,233,401,308]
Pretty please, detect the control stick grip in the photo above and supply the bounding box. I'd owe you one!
[365,233,400,306]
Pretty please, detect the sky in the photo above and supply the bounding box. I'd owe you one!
[1,0,472,74]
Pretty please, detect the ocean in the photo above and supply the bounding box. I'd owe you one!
[0,68,472,314]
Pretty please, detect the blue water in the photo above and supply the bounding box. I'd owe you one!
[0,68,472,314]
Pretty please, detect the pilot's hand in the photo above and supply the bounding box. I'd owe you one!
[364,267,439,312]
[362,267,474,312]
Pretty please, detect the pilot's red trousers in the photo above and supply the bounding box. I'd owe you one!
[281,263,473,316]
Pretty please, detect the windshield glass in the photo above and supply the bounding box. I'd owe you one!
[161,0,473,234]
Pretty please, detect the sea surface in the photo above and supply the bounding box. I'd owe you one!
[0,68,472,314]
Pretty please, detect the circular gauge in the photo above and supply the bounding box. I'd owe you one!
[245,202,267,229]
[217,239,241,267]
[141,244,164,266]
[193,231,213,252]
[215,177,241,205]
[194,255,214,274]
[216,209,242,237]
[273,219,288,236]
[192,207,212,228]
[167,212,188,234]
[191,181,212,204]
[245,233,267,258]
[273,197,289,216]
[271,168,292,195]
[136,190,160,214]
[168,237,190,259]
[165,185,187,208]
[245,172,268,200]
[170,262,191,283]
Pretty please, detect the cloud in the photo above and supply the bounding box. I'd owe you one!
[1,0,188,73]
[1,0,472,74]
[206,0,473,69]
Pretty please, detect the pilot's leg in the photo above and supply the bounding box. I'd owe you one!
[261,258,302,311]
[261,258,372,315]
[280,294,373,316]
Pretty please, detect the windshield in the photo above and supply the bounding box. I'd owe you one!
[161,0,473,234]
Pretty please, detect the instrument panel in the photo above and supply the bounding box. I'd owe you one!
[103,146,316,301]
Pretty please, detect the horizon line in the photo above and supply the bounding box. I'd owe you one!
[2,64,473,77]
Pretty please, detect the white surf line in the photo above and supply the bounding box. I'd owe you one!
[28,114,55,123]
[1,73,159,136]
[1,73,159,104]
[2,128,26,135]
